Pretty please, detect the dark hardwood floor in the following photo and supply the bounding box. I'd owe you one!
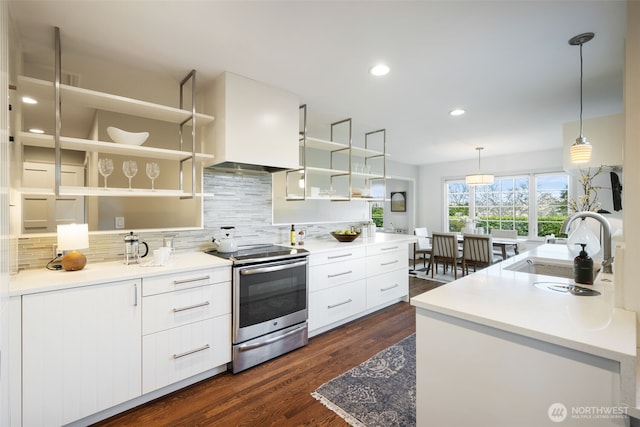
[93,276,439,427]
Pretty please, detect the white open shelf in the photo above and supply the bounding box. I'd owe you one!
[19,132,215,163]
[20,186,214,198]
[304,165,350,175]
[301,137,350,152]
[18,75,215,126]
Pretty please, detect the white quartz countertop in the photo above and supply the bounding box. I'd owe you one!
[295,231,416,253]
[10,252,231,296]
[411,244,636,362]
[10,233,416,297]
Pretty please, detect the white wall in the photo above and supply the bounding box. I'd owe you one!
[417,148,563,235]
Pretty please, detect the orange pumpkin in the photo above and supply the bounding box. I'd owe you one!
[61,251,87,271]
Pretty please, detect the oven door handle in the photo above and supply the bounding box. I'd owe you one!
[239,259,308,276]
[237,324,307,352]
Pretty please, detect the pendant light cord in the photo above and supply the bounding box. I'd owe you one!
[579,42,584,138]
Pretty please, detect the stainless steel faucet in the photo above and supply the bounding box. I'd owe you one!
[560,211,613,274]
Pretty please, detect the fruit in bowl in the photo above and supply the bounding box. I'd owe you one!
[330,230,361,242]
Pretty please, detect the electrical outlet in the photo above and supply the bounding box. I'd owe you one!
[52,244,62,258]
[115,217,125,229]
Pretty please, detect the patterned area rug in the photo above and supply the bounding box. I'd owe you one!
[312,334,416,427]
[409,267,457,283]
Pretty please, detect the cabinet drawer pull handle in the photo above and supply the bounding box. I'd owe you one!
[381,260,399,266]
[173,301,210,313]
[380,246,399,251]
[328,270,352,278]
[380,284,399,292]
[237,324,307,352]
[173,275,210,285]
[134,283,138,307]
[327,253,352,259]
[173,344,210,359]
[328,299,353,309]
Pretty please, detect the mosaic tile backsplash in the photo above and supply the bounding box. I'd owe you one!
[16,169,364,271]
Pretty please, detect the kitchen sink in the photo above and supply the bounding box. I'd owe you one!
[504,257,602,296]
[503,256,599,280]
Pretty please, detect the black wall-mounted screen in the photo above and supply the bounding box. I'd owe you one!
[610,171,623,211]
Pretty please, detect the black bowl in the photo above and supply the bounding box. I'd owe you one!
[330,231,361,242]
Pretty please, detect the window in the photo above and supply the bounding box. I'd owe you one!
[445,173,569,238]
[535,173,569,237]
[446,182,469,232]
[475,176,529,235]
[371,202,384,228]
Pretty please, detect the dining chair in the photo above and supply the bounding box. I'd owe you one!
[461,234,498,275]
[490,228,519,258]
[431,232,462,280]
[413,227,432,272]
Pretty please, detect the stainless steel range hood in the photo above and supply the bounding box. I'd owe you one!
[206,161,291,174]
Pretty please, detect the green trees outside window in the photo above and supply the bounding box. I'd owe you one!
[446,173,569,237]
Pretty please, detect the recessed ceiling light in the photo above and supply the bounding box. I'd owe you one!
[449,109,466,116]
[28,128,45,134]
[369,64,390,76]
[22,96,38,104]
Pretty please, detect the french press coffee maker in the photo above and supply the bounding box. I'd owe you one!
[124,231,149,265]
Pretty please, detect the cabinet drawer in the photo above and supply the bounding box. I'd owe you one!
[309,258,366,292]
[366,242,408,257]
[309,246,366,266]
[143,282,231,335]
[366,248,408,276]
[142,315,231,394]
[309,280,366,332]
[143,267,231,296]
[366,269,408,309]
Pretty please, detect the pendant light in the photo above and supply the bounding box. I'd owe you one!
[569,32,594,164]
[465,147,494,186]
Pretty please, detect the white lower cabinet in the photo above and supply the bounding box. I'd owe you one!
[18,265,232,427]
[366,269,408,309]
[309,280,367,331]
[142,315,231,394]
[141,268,231,394]
[365,243,408,309]
[308,241,410,335]
[22,279,142,427]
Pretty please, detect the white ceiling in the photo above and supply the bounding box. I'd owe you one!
[8,0,626,165]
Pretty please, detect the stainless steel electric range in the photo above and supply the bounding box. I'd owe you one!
[205,245,309,373]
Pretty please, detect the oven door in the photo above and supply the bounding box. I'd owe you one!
[233,257,308,344]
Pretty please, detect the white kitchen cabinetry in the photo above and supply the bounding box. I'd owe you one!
[141,267,231,393]
[203,71,299,171]
[417,310,628,427]
[22,279,142,427]
[308,247,366,333]
[308,241,408,336]
[365,242,408,309]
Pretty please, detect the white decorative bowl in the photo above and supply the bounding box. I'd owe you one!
[107,126,149,146]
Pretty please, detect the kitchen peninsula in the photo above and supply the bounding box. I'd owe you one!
[411,244,636,427]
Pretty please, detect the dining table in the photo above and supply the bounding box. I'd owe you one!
[451,234,521,260]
